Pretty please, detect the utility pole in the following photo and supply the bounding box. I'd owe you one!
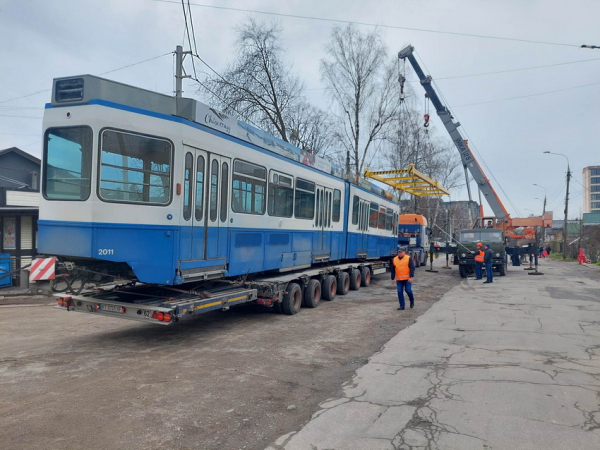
[563,166,571,260]
[543,152,570,260]
[175,45,192,98]
[541,195,547,241]
[533,184,547,242]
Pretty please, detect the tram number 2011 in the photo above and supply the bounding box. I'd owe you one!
[98,248,115,256]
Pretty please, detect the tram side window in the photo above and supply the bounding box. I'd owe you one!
[386,208,393,231]
[183,153,193,221]
[378,206,386,229]
[268,172,293,217]
[352,195,359,225]
[232,160,266,214]
[220,162,228,223]
[369,202,379,228]
[99,129,172,204]
[195,155,205,221]
[295,178,315,219]
[332,189,341,223]
[210,160,219,221]
[43,126,93,200]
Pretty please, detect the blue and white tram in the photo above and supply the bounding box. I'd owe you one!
[38,75,398,286]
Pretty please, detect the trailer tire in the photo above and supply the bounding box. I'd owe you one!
[349,269,361,291]
[303,279,322,308]
[459,265,467,278]
[282,283,302,315]
[359,266,371,287]
[322,275,337,301]
[336,272,350,295]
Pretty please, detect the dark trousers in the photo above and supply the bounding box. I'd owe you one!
[485,262,493,282]
[396,280,414,308]
[475,261,483,279]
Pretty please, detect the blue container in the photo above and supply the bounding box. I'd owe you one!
[0,254,12,288]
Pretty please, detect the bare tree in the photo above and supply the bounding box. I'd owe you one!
[201,18,303,142]
[381,97,463,230]
[321,24,400,177]
[287,102,335,157]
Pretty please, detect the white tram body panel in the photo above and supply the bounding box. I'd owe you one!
[38,75,398,285]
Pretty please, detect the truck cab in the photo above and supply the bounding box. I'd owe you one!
[456,228,507,278]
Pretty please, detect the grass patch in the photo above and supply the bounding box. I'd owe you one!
[547,253,577,262]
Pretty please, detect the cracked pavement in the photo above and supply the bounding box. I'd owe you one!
[266,260,600,450]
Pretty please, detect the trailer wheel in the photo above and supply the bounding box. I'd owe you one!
[282,283,302,315]
[303,279,322,308]
[349,269,361,291]
[336,272,350,295]
[359,266,371,287]
[459,265,467,278]
[322,275,337,301]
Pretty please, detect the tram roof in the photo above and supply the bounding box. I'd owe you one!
[49,75,392,201]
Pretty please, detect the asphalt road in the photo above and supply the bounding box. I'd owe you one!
[0,259,459,450]
[266,259,600,450]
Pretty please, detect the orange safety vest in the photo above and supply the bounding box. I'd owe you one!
[475,249,485,262]
[393,255,411,281]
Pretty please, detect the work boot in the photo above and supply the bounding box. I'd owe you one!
[397,307,405,310]
[410,302,414,308]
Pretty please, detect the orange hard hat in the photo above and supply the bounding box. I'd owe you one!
[476,242,483,247]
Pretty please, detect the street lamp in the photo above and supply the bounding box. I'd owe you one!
[581,45,600,49]
[543,151,571,260]
[533,184,547,241]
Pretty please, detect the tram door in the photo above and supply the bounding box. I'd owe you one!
[205,154,230,260]
[357,199,369,251]
[314,186,332,257]
[182,146,207,261]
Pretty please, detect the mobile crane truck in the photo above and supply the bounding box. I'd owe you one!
[398,45,545,277]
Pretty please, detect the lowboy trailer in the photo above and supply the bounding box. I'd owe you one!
[54,261,389,325]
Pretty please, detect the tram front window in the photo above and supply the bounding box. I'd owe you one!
[99,129,172,205]
[43,126,93,200]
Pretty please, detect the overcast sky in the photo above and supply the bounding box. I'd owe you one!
[1,0,598,219]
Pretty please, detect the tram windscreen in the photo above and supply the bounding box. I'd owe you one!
[43,126,93,200]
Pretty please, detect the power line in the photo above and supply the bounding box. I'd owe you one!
[187,0,200,57]
[0,52,171,105]
[150,0,580,48]
[0,114,43,119]
[454,81,600,108]
[435,57,600,80]
[305,56,600,91]
[181,0,198,80]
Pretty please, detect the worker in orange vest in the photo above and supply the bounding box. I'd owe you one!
[474,242,485,280]
[391,247,415,310]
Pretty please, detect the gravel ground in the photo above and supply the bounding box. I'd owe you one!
[0,259,459,450]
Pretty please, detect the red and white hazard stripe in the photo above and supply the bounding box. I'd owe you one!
[29,257,56,281]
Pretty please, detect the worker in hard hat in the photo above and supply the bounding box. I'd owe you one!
[391,247,415,310]
[474,242,484,280]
